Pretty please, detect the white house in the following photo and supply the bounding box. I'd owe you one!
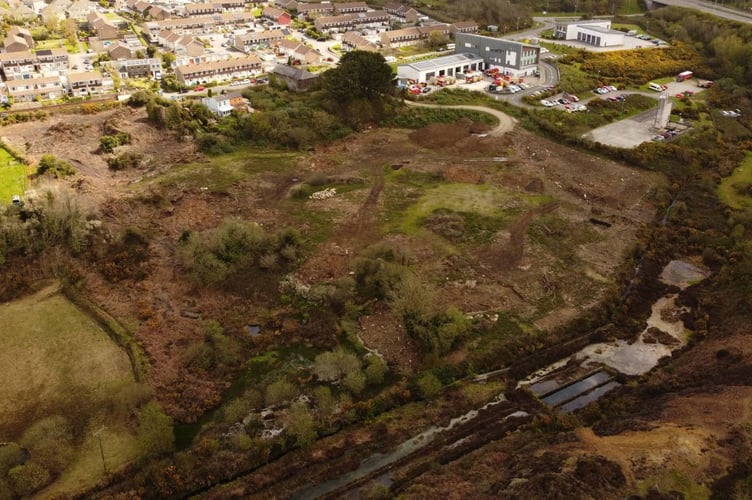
[553,19,625,47]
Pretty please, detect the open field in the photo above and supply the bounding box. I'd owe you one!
[718,151,752,210]
[0,105,664,418]
[0,284,136,436]
[0,147,26,203]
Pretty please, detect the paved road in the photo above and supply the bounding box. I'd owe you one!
[651,0,752,23]
[404,100,517,136]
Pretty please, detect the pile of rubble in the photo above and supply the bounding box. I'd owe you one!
[309,187,336,200]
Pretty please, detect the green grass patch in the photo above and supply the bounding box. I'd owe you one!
[39,425,139,498]
[527,213,602,267]
[718,152,752,210]
[386,106,498,129]
[394,182,549,235]
[156,148,304,193]
[0,147,27,203]
[0,285,138,434]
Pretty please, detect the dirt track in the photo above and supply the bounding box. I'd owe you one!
[404,100,517,136]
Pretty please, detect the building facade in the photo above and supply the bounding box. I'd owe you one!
[454,33,540,77]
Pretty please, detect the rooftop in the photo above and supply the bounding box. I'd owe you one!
[403,53,483,72]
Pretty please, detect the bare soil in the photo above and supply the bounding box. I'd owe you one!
[1,107,662,422]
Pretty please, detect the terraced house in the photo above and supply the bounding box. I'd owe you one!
[296,2,335,19]
[175,55,262,86]
[233,29,286,52]
[380,24,450,49]
[314,10,389,33]
[5,76,63,102]
[66,71,114,96]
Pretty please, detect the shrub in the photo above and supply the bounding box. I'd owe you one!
[312,348,361,382]
[37,154,75,178]
[136,402,175,462]
[7,463,51,497]
[343,370,366,395]
[365,355,388,385]
[285,402,316,447]
[107,152,142,170]
[265,379,297,407]
[415,372,442,400]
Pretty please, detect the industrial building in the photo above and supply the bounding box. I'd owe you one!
[454,33,540,77]
[396,53,484,84]
[553,19,625,47]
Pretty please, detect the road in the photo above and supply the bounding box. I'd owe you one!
[404,100,517,136]
[649,0,752,23]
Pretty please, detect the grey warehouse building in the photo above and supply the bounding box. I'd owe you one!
[396,53,485,84]
[454,33,540,77]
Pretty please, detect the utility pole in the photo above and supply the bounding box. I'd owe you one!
[94,426,107,474]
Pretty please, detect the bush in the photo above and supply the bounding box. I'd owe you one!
[7,463,51,496]
[285,402,316,447]
[136,402,175,462]
[312,348,361,382]
[21,415,75,475]
[37,154,75,178]
[107,152,142,170]
[365,355,388,385]
[265,379,298,407]
[415,372,442,400]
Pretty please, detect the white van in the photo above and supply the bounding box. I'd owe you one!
[648,82,664,92]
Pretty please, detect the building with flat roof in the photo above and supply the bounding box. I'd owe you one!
[553,19,624,47]
[454,33,540,77]
[396,53,484,84]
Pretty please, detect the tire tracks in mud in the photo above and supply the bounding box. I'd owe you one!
[497,202,559,273]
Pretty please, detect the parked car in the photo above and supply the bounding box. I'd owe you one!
[194,85,205,91]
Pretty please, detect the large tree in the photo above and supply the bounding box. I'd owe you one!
[321,51,395,128]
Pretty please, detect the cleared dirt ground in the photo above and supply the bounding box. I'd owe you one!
[1,106,663,419]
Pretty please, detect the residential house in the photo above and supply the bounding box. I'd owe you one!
[233,29,285,52]
[144,12,256,39]
[41,3,68,25]
[6,76,63,102]
[314,10,389,33]
[35,48,69,74]
[274,0,297,9]
[201,91,248,117]
[175,55,262,85]
[68,0,98,20]
[450,21,479,35]
[66,70,114,96]
[107,41,133,60]
[112,57,162,78]
[184,2,222,16]
[341,31,378,51]
[276,39,321,65]
[262,6,291,25]
[296,2,335,19]
[0,51,37,80]
[158,31,205,57]
[333,2,367,14]
[380,24,450,49]
[214,0,245,11]
[4,27,34,52]
[270,64,318,91]
[87,12,121,40]
[145,5,171,20]
[384,3,419,24]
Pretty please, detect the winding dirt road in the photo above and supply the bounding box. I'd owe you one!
[404,100,517,137]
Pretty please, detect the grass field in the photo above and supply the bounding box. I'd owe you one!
[0,147,26,203]
[718,152,752,210]
[39,425,140,498]
[0,284,137,431]
[157,148,303,192]
[0,284,142,495]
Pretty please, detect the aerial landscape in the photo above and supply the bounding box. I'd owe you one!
[1,0,752,498]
